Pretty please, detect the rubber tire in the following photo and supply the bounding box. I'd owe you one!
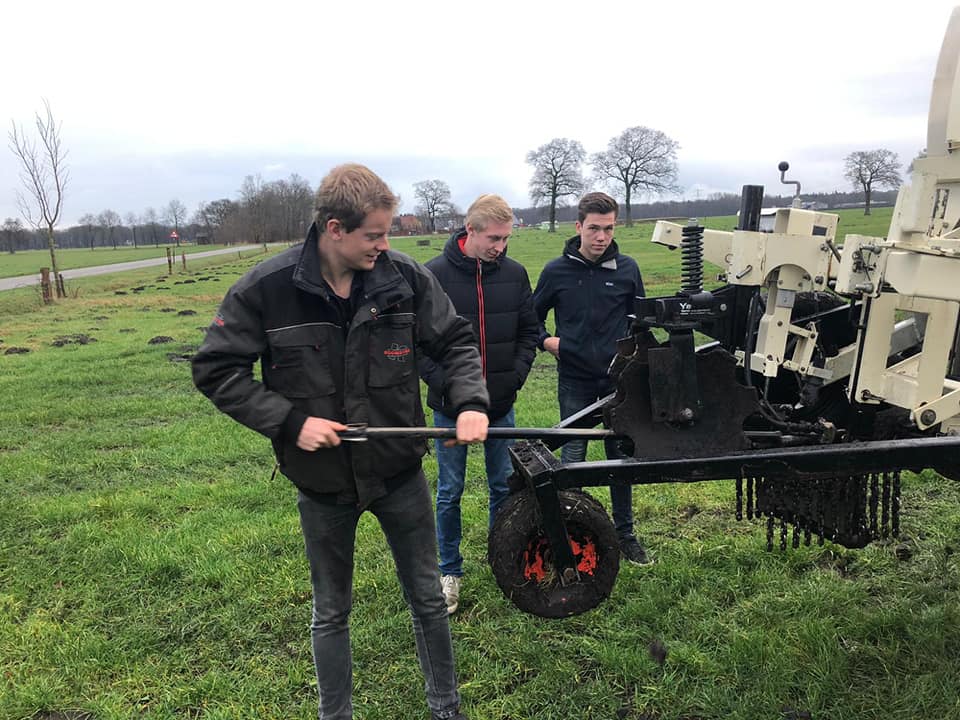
[488,488,620,618]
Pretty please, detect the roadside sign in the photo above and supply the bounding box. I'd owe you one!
[169,230,179,239]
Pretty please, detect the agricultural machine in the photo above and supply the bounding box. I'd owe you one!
[482,8,960,617]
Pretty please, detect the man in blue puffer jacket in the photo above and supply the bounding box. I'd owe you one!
[532,191,651,564]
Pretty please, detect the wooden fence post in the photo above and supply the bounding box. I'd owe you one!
[181,252,187,271]
[39,267,52,304]
[57,273,66,298]
[166,248,173,274]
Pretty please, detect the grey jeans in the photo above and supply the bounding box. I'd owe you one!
[297,471,461,719]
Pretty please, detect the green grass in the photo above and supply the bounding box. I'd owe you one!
[3,205,959,720]
[0,244,247,279]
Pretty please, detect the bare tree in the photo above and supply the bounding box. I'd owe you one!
[843,149,902,215]
[143,207,160,247]
[164,199,188,245]
[277,174,314,242]
[194,198,238,244]
[124,211,140,248]
[8,100,69,297]
[2,217,28,253]
[591,126,681,227]
[238,175,266,244]
[526,138,585,232]
[413,180,454,233]
[97,209,121,249]
[78,213,97,250]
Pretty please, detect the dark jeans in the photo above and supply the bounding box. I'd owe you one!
[297,472,460,719]
[433,407,515,577]
[558,375,637,542]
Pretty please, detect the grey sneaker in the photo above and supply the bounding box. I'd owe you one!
[440,574,461,614]
[620,537,652,565]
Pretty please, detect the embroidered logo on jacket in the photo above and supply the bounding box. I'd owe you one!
[384,343,411,362]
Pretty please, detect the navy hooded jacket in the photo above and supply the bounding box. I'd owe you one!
[532,235,644,381]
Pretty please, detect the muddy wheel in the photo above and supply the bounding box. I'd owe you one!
[487,488,620,618]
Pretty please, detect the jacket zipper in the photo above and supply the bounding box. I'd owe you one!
[476,259,487,378]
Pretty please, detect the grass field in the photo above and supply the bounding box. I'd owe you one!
[0,244,246,280]
[2,208,959,720]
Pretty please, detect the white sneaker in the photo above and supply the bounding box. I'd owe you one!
[440,575,461,615]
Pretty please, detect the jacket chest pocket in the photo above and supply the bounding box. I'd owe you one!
[265,324,338,398]
[368,314,416,387]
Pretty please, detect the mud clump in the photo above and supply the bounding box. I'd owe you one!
[52,334,97,347]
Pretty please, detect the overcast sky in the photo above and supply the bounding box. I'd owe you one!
[2,0,957,228]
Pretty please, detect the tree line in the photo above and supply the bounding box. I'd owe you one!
[411,129,905,235]
[7,102,907,264]
[1,174,314,254]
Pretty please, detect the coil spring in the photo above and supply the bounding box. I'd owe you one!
[681,221,704,294]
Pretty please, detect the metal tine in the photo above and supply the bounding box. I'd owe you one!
[792,523,800,549]
[747,476,755,520]
[881,472,891,538]
[892,470,901,537]
[869,472,879,538]
[780,519,788,551]
[766,516,774,552]
[736,473,743,521]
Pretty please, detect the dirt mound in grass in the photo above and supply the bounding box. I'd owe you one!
[51,334,97,347]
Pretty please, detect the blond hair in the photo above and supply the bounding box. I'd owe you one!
[314,164,397,233]
[465,194,513,232]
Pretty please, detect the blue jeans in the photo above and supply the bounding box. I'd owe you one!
[297,472,460,720]
[434,407,515,577]
[558,375,637,542]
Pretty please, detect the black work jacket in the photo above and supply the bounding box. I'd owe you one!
[192,224,488,508]
[419,228,539,420]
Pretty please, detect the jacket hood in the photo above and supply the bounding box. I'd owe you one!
[563,234,620,268]
[441,227,506,274]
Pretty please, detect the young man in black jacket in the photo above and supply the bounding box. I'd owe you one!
[532,191,650,565]
[419,194,539,614]
[193,164,487,720]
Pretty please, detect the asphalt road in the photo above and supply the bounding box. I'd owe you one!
[0,245,262,291]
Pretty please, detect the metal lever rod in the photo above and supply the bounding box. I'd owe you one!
[338,425,617,442]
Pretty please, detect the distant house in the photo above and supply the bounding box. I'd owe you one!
[394,213,423,235]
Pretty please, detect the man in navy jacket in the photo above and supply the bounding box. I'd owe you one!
[532,191,650,564]
[420,194,539,613]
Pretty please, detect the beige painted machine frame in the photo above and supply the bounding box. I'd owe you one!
[651,7,960,437]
